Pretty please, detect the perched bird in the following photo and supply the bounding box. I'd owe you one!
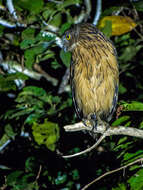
[62,23,119,128]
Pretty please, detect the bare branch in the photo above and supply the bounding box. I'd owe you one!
[0,61,58,86]
[58,68,70,94]
[81,157,143,190]
[64,122,143,139]
[0,19,17,28]
[93,0,102,25]
[5,0,26,27]
[62,133,106,158]
[74,0,91,24]
[41,31,63,48]
[61,122,143,158]
[34,64,58,86]
[6,0,18,20]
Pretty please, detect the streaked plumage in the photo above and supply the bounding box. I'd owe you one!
[62,23,119,127]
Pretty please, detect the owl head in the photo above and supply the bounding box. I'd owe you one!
[62,23,100,52]
[62,25,80,52]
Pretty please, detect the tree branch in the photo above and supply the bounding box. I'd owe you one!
[62,133,106,158]
[62,122,143,158]
[81,157,143,190]
[93,0,102,25]
[64,122,143,139]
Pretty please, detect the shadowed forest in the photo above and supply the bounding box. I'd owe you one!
[0,0,143,189]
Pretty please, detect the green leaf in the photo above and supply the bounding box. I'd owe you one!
[112,116,130,126]
[51,60,61,69]
[55,172,67,185]
[100,20,112,37]
[129,165,141,171]
[42,4,55,20]
[59,23,72,35]
[7,171,23,186]
[24,43,49,68]
[133,1,143,12]
[112,183,126,190]
[49,13,62,27]
[71,169,79,180]
[60,49,71,67]
[123,150,143,162]
[22,28,36,40]
[25,157,35,172]
[57,0,81,10]
[32,119,60,151]
[128,169,143,190]
[119,45,142,62]
[0,75,16,91]
[19,86,47,97]
[121,101,143,111]
[119,83,127,94]
[4,124,16,139]
[14,0,44,14]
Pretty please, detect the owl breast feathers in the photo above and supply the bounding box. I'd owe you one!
[62,23,119,126]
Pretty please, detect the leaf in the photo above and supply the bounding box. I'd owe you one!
[123,150,143,162]
[119,45,142,62]
[112,116,130,126]
[128,169,143,190]
[32,119,60,151]
[7,171,23,186]
[59,23,72,35]
[55,172,67,185]
[133,1,143,12]
[14,0,44,14]
[25,157,35,172]
[119,83,127,94]
[49,13,62,27]
[112,183,126,190]
[57,0,81,10]
[4,124,16,139]
[24,43,50,68]
[0,75,16,91]
[100,20,112,37]
[22,28,36,40]
[98,16,137,36]
[60,49,71,67]
[19,86,47,97]
[121,101,143,111]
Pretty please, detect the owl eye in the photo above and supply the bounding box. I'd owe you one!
[65,33,71,40]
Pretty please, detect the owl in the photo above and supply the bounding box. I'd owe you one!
[62,23,119,128]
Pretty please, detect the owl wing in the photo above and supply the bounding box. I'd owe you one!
[107,84,118,122]
[70,61,83,120]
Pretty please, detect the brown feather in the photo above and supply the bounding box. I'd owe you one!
[63,23,119,125]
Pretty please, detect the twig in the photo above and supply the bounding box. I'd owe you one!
[0,61,58,86]
[3,0,26,28]
[41,31,63,48]
[0,140,11,152]
[43,21,59,32]
[0,19,17,28]
[74,0,91,24]
[35,165,42,181]
[6,0,18,20]
[62,132,106,158]
[93,0,102,25]
[62,122,143,158]
[81,157,143,190]
[58,68,70,94]
[34,64,58,86]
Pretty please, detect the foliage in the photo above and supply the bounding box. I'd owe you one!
[0,0,143,190]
